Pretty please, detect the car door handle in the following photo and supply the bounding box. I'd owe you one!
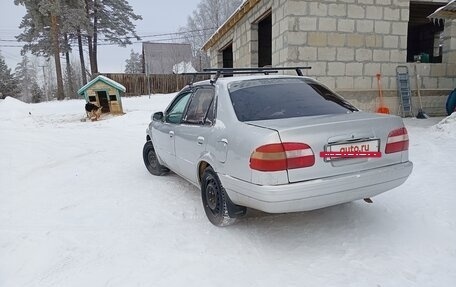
[219,138,228,145]
[197,136,205,145]
[169,131,174,138]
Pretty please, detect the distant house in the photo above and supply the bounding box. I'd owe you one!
[142,42,193,74]
[202,0,456,115]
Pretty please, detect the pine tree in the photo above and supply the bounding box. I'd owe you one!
[61,0,91,85]
[15,0,142,82]
[31,81,44,103]
[15,0,65,100]
[64,61,80,99]
[15,1,53,56]
[15,54,38,103]
[85,0,142,74]
[0,53,20,99]
[124,49,142,73]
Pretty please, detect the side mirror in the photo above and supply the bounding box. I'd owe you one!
[152,111,164,122]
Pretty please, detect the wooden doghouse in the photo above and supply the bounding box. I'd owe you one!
[78,75,126,114]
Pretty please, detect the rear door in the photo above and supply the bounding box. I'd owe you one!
[174,86,216,184]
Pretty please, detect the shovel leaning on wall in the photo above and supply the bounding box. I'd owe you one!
[415,64,429,119]
[376,73,390,114]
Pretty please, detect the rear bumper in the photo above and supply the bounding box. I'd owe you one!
[219,161,413,213]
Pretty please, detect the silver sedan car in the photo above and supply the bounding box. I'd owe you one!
[143,72,413,226]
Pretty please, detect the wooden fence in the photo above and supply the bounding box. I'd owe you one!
[100,73,210,97]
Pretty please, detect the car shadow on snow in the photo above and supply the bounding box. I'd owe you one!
[240,200,394,229]
[224,200,401,249]
[146,171,402,247]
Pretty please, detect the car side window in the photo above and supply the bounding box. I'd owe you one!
[183,87,215,125]
[165,92,192,124]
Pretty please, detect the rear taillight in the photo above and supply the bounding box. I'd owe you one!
[250,143,315,172]
[385,127,409,154]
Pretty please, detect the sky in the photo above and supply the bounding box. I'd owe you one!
[0,0,201,73]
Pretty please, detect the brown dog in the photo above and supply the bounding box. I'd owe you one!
[85,102,102,121]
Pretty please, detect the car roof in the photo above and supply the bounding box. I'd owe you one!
[191,74,317,88]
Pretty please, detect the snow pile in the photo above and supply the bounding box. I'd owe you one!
[0,96,28,110]
[432,112,456,137]
[0,96,34,120]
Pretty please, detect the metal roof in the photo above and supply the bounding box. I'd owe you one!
[143,42,193,74]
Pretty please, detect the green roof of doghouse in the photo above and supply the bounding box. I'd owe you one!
[78,75,126,95]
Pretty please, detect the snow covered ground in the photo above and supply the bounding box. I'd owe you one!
[1,96,455,287]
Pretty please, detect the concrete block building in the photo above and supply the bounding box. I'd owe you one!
[202,0,456,115]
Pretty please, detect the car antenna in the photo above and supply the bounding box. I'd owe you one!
[210,70,222,84]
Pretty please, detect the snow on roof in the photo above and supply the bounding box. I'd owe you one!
[77,75,126,95]
[173,61,198,74]
[428,0,456,21]
[202,0,260,51]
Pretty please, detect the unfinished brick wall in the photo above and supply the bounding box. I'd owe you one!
[206,0,456,115]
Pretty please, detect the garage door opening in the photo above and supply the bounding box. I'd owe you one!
[222,43,233,68]
[221,43,233,77]
[407,2,445,63]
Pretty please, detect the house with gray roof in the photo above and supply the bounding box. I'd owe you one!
[142,42,193,74]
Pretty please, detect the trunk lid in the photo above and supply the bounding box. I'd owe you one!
[247,112,406,183]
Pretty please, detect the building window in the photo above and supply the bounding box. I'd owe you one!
[89,96,96,102]
[258,12,272,67]
[407,2,445,63]
[109,95,117,101]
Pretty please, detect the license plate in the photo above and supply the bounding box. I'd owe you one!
[322,139,381,160]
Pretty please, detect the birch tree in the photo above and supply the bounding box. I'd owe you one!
[181,0,243,70]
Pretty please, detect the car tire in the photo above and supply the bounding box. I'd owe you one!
[201,167,240,227]
[143,141,169,176]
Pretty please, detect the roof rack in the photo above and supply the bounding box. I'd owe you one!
[181,70,279,85]
[204,66,311,77]
[181,66,311,85]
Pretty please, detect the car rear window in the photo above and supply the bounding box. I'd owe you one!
[228,78,358,122]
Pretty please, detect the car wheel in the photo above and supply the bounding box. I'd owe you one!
[201,167,239,227]
[143,141,169,176]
